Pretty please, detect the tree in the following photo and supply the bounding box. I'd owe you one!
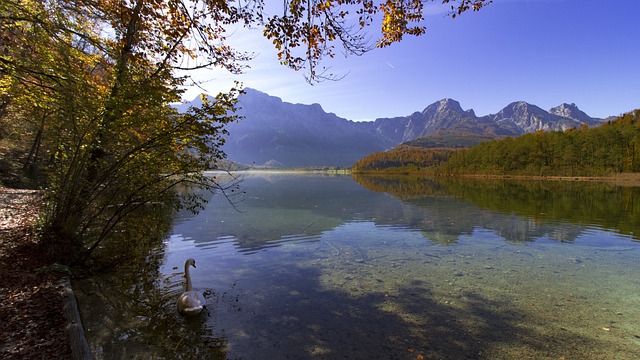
[2,0,247,264]
[1,0,490,264]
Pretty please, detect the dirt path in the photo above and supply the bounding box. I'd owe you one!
[0,189,72,359]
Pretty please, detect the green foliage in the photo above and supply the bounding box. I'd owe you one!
[438,110,640,177]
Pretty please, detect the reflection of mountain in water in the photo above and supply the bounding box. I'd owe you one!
[168,173,640,254]
[366,193,586,245]
[353,174,640,244]
[171,174,384,252]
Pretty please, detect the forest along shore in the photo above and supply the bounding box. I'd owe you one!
[0,189,72,359]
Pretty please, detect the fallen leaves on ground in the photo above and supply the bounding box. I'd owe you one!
[0,189,72,359]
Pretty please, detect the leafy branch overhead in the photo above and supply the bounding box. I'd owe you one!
[263,0,490,82]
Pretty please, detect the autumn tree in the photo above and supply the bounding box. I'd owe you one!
[2,0,248,263]
[1,0,490,264]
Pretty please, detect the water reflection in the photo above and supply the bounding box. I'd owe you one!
[75,249,228,359]
[76,173,640,359]
[354,174,640,244]
[171,173,377,252]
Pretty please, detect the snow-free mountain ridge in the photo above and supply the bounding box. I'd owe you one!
[179,88,610,167]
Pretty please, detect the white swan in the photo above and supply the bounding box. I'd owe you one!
[177,258,206,316]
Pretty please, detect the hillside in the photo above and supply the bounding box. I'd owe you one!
[352,145,460,172]
[404,130,500,148]
[352,130,493,172]
[438,110,640,177]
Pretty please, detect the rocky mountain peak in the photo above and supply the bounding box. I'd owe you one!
[489,101,581,133]
[551,102,578,112]
[499,101,553,118]
[432,98,464,114]
[549,103,591,123]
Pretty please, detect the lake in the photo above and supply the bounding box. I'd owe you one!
[74,173,640,359]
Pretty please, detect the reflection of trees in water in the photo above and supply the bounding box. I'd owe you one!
[75,251,228,359]
[352,173,450,199]
[168,174,638,255]
[173,175,367,252]
[441,178,640,241]
[353,174,640,243]
[86,203,175,267]
[75,201,228,359]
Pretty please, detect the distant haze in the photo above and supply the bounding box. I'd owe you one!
[180,88,611,167]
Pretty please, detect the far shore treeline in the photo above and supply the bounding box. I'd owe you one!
[353,109,640,177]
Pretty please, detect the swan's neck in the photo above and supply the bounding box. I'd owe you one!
[184,263,193,291]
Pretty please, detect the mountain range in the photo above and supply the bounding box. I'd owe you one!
[178,88,611,167]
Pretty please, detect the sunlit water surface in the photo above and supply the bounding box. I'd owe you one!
[75,173,640,359]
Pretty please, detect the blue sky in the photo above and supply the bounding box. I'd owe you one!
[183,0,640,121]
